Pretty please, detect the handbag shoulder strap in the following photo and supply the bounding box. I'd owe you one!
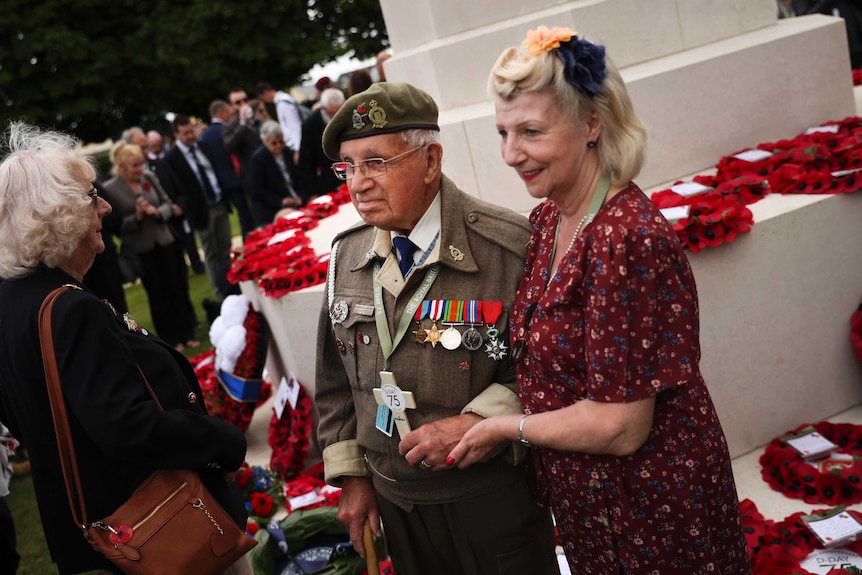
[38,285,162,529]
[39,285,89,528]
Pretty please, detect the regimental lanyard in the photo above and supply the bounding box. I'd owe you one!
[373,262,440,435]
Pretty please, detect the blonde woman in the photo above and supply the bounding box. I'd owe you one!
[448,26,751,574]
[104,141,199,351]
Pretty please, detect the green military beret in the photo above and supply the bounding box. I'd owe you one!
[322,82,440,160]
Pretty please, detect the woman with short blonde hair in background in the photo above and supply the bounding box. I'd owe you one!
[104,141,199,351]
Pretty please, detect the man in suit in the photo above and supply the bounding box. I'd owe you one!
[165,115,234,300]
[202,100,254,238]
[298,88,345,200]
[122,126,205,274]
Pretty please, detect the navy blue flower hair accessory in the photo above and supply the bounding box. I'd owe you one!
[522,26,607,98]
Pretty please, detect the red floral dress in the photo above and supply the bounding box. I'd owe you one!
[511,184,751,574]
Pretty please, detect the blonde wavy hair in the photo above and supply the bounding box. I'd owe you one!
[489,37,647,186]
[0,122,97,279]
[109,141,144,177]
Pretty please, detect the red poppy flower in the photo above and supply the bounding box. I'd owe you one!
[249,492,275,517]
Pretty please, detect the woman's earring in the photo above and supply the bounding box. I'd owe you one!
[587,140,597,149]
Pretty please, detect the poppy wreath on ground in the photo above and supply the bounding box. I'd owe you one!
[188,350,273,433]
[759,422,862,506]
[227,185,352,296]
[752,508,862,575]
[740,498,775,562]
[649,116,862,252]
[282,461,343,514]
[268,381,314,482]
[651,189,754,253]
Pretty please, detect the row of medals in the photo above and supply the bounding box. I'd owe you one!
[413,319,506,356]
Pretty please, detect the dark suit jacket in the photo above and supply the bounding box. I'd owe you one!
[299,109,342,199]
[201,121,241,192]
[165,141,228,231]
[247,146,307,226]
[223,118,262,183]
[0,266,247,574]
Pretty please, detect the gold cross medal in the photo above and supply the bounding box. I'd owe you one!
[373,371,416,439]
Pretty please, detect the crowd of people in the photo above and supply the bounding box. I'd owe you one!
[81,78,350,347]
[0,30,755,575]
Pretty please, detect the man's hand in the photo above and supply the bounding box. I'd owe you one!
[336,476,380,558]
[398,413,493,470]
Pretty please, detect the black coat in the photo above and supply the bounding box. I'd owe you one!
[0,266,247,574]
[298,109,342,199]
[223,119,262,183]
[247,146,307,227]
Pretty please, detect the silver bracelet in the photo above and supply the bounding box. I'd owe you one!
[518,414,532,447]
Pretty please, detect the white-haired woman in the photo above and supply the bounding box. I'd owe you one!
[0,123,251,575]
[447,27,751,574]
[104,141,199,351]
[247,120,306,226]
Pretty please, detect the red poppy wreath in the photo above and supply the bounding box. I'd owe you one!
[760,422,862,506]
[753,508,862,575]
[268,381,314,482]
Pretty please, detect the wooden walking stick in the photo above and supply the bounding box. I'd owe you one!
[363,519,379,575]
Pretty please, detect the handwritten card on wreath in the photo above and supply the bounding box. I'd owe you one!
[274,374,301,420]
[802,506,862,548]
[782,427,838,460]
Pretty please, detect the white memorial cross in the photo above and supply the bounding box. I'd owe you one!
[372,371,416,439]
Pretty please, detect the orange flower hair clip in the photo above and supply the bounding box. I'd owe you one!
[522,25,577,56]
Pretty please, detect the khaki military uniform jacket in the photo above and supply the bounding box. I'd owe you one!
[315,175,531,509]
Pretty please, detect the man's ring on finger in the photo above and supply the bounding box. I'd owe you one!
[420,459,432,469]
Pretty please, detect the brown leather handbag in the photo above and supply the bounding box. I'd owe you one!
[39,286,257,574]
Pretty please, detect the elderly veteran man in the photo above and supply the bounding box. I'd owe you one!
[314,82,559,575]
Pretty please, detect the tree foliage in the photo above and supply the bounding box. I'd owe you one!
[0,0,388,142]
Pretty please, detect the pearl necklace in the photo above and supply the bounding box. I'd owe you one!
[545,173,612,286]
[547,212,590,286]
[563,213,590,256]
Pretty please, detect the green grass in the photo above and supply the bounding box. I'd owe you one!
[7,212,243,572]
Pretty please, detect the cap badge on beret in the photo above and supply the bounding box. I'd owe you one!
[352,100,388,131]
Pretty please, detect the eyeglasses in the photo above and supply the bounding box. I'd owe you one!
[86,186,99,206]
[231,97,248,105]
[331,144,426,181]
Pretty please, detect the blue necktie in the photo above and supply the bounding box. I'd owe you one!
[190,145,218,204]
[392,236,417,277]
